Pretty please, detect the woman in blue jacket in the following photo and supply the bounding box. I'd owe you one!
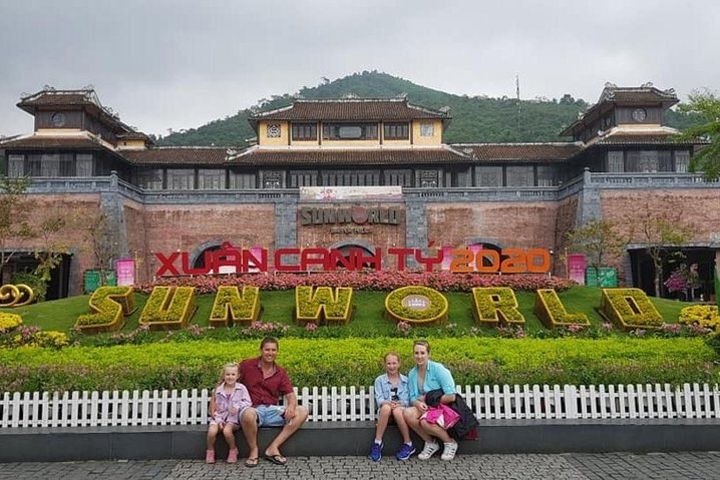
[403,340,459,461]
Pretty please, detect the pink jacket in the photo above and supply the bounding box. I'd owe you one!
[212,383,251,425]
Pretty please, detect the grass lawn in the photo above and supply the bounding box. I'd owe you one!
[4,286,693,340]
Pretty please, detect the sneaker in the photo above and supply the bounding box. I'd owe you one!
[395,443,416,461]
[227,448,238,464]
[441,441,458,461]
[205,449,215,464]
[417,440,440,460]
[369,441,383,462]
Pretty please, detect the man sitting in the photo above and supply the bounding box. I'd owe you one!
[238,336,309,467]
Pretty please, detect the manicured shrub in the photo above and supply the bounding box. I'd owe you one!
[600,288,663,330]
[384,286,448,325]
[472,287,525,325]
[75,286,137,334]
[209,286,261,327]
[0,337,715,392]
[679,305,720,331]
[534,289,590,328]
[295,286,353,325]
[139,287,196,330]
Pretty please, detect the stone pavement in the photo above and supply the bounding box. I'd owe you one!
[1,452,720,479]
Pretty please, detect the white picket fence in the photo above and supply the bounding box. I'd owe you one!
[2,383,720,428]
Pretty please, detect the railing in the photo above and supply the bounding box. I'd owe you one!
[2,383,719,429]
[587,172,714,187]
[23,172,719,205]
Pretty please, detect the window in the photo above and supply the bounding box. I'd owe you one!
[419,170,439,188]
[383,123,409,140]
[607,151,624,172]
[136,169,163,190]
[420,122,434,137]
[266,123,281,138]
[8,155,24,177]
[76,154,93,177]
[475,166,503,187]
[197,169,225,190]
[536,165,556,186]
[657,151,673,172]
[384,169,413,187]
[322,124,378,140]
[27,154,42,176]
[291,123,317,141]
[40,154,60,176]
[505,166,534,186]
[262,171,283,189]
[228,170,256,189]
[166,169,195,190]
[675,150,690,173]
[626,151,658,172]
[321,170,380,186]
[289,170,317,187]
[59,153,74,176]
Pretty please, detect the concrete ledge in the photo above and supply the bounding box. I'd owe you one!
[3,419,720,463]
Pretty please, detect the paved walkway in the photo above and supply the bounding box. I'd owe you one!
[1,452,719,479]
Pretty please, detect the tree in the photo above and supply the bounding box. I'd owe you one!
[0,176,34,284]
[80,212,120,285]
[628,203,692,298]
[0,176,72,290]
[676,88,720,180]
[566,219,627,274]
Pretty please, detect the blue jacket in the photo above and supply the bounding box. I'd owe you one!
[408,360,456,403]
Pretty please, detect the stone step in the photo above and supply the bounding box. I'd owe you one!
[3,419,720,463]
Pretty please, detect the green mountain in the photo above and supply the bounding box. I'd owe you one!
[157,71,701,147]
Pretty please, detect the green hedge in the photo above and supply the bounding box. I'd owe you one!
[0,337,716,392]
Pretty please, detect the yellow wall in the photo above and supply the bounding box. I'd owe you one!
[117,139,147,149]
[412,119,443,145]
[258,120,289,146]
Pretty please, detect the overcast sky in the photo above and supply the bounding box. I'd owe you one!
[0,0,718,137]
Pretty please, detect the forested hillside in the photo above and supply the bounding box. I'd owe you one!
[158,71,702,147]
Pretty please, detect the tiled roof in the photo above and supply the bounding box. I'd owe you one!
[232,148,467,166]
[251,99,450,122]
[562,83,679,137]
[593,134,702,146]
[17,88,137,135]
[121,147,234,165]
[0,135,111,150]
[453,143,582,162]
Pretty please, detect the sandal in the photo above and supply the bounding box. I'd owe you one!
[244,457,259,468]
[264,453,288,466]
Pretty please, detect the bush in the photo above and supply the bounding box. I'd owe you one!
[11,272,47,302]
[472,287,525,325]
[0,337,715,392]
[140,271,575,294]
[295,286,353,324]
[75,286,137,332]
[679,305,720,331]
[384,286,448,324]
[534,289,590,328]
[209,286,261,326]
[600,288,663,330]
[139,286,196,329]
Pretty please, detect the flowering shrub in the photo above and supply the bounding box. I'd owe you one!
[599,288,663,330]
[75,287,137,333]
[295,286,354,325]
[533,289,590,328]
[0,312,23,332]
[209,286,261,327]
[496,325,526,338]
[139,287,196,330]
[240,321,289,338]
[141,271,575,294]
[472,287,525,325]
[678,305,720,332]
[0,313,68,349]
[384,286,448,325]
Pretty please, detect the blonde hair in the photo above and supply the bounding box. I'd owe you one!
[219,362,239,383]
[384,351,401,363]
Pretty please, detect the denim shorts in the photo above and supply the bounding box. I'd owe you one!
[255,405,286,427]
